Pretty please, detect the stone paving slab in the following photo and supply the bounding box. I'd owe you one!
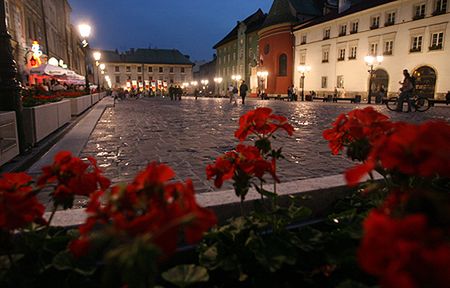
[79,97,450,194]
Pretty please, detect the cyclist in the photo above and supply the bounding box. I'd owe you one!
[396,69,414,112]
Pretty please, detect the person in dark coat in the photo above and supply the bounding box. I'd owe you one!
[239,81,249,105]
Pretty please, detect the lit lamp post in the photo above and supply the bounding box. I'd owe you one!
[0,0,25,151]
[78,24,91,93]
[99,63,106,88]
[93,51,101,91]
[256,71,268,94]
[200,79,209,95]
[213,77,223,96]
[364,55,383,104]
[231,74,241,89]
[297,65,311,101]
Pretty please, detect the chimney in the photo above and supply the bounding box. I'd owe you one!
[338,0,351,13]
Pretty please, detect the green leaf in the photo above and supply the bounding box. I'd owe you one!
[52,250,97,276]
[162,265,209,288]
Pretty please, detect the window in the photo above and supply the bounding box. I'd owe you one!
[351,21,358,34]
[149,76,153,81]
[349,46,357,59]
[159,67,163,73]
[137,66,142,73]
[411,35,423,52]
[169,67,174,73]
[370,43,378,55]
[339,24,347,36]
[323,28,331,40]
[386,11,396,26]
[181,67,185,73]
[138,76,142,82]
[115,76,120,83]
[301,34,307,44]
[370,16,380,29]
[115,66,120,72]
[299,52,306,65]
[413,3,426,19]
[278,54,287,76]
[148,67,153,73]
[384,40,394,55]
[322,49,329,63]
[338,48,345,61]
[126,66,131,72]
[321,76,328,88]
[430,32,444,49]
[434,0,448,15]
[337,75,344,88]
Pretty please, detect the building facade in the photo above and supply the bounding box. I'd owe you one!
[293,0,450,100]
[4,0,87,85]
[257,0,334,96]
[100,48,193,90]
[214,9,266,95]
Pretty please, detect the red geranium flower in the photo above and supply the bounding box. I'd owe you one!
[0,173,45,230]
[38,151,111,208]
[235,107,294,141]
[359,210,450,288]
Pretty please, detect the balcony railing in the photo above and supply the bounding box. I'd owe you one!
[383,50,393,56]
[322,59,329,63]
[409,47,422,53]
[323,35,330,40]
[337,57,345,61]
[370,24,379,30]
[412,14,425,20]
[338,31,346,37]
[384,21,395,26]
[429,44,443,50]
[348,56,357,60]
[350,29,358,34]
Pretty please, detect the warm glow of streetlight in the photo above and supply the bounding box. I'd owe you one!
[364,55,383,66]
[214,77,223,84]
[201,79,209,85]
[297,65,311,73]
[93,51,101,61]
[231,75,242,81]
[191,81,198,86]
[257,71,269,77]
[78,24,91,39]
[99,63,106,70]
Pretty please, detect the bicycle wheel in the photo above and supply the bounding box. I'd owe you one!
[415,97,430,112]
[386,97,399,111]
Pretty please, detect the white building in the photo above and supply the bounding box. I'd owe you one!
[100,49,193,90]
[293,0,450,100]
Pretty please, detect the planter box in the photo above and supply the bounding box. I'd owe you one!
[91,93,100,105]
[23,100,71,146]
[0,111,19,166]
[70,94,92,116]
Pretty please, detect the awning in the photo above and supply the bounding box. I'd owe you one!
[30,64,68,76]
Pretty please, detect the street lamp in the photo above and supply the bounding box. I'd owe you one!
[256,71,268,96]
[231,74,241,89]
[78,24,91,93]
[93,51,101,91]
[297,65,311,101]
[364,55,383,104]
[214,77,223,96]
[99,63,106,88]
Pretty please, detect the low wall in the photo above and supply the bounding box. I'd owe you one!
[0,111,19,167]
[23,100,71,146]
[70,95,92,116]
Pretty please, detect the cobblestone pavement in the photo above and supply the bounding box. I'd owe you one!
[80,97,450,194]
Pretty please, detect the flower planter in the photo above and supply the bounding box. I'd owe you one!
[0,111,19,166]
[23,100,71,146]
[70,94,92,116]
[91,93,100,105]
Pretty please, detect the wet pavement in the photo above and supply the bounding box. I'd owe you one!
[80,97,450,193]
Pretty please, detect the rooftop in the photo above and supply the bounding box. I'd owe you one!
[99,48,193,65]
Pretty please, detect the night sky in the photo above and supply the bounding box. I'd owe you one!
[69,0,273,61]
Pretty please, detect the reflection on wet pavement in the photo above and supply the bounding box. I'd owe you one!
[80,97,450,193]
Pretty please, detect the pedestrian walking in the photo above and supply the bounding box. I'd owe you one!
[287,85,294,102]
[239,81,248,105]
[231,86,238,105]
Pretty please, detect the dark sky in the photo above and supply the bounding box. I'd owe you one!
[69,0,273,62]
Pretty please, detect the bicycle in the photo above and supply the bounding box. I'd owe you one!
[385,94,431,112]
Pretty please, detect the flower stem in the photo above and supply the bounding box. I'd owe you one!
[46,205,58,229]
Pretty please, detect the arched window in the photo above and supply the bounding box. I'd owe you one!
[278,54,287,76]
[412,66,437,99]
